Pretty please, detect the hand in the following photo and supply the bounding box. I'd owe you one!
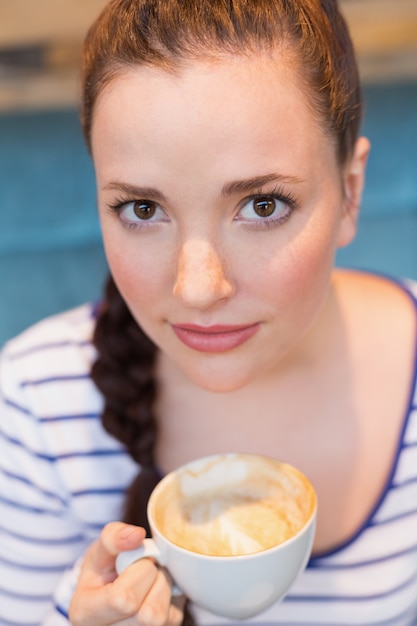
[69,522,185,626]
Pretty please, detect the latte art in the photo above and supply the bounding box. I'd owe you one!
[151,456,314,557]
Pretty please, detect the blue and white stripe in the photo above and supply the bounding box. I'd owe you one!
[1,278,417,625]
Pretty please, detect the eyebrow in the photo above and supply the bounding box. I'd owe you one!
[103,181,167,202]
[103,172,304,200]
[222,173,304,196]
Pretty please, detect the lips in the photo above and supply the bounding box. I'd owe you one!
[171,323,260,353]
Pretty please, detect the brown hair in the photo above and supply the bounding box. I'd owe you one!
[82,0,362,164]
[86,1,361,619]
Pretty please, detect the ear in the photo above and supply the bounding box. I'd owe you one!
[337,136,371,248]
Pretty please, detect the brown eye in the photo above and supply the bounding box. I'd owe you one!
[133,200,158,220]
[253,197,276,217]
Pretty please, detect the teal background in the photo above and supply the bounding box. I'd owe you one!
[0,81,416,347]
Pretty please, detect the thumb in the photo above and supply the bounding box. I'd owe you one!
[86,522,146,582]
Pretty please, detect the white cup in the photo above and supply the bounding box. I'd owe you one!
[116,453,317,620]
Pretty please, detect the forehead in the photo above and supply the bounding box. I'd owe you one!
[93,52,318,128]
[91,52,337,179]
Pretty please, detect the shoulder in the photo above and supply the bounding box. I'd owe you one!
[332,268,417,429]
[333,269,417,328]
[0,303,98,384]
[0,303,132,477]
[0,303,102,434]
[2,302,98,358]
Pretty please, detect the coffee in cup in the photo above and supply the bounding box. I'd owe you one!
[152,454,313,557]
[116,453,316,619]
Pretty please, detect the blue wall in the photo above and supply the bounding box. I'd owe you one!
[0,81,416,346]
[0,110,107,346]
[337,82,417,276]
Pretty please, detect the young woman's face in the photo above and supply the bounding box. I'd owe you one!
[91,53,364,392]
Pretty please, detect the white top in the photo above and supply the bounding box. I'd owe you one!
[1,276,417,626]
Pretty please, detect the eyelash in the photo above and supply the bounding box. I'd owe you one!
[107,197,166,230]
[235,187,298,230]
[107,186,298,231]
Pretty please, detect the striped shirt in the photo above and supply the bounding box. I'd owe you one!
[1,275,417,626]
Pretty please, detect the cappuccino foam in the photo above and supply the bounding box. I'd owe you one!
[151,456,315,557]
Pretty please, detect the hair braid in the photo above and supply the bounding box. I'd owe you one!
[91,274,160,532]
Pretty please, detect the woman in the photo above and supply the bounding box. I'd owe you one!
[1,1,417,624]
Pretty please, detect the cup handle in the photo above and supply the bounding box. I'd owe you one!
[115,538,182,597]
[116,538,165,574]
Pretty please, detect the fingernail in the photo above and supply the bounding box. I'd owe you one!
[119,525,142,542]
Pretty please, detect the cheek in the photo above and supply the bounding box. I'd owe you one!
[255,224,338,316]
[103,237,170,316]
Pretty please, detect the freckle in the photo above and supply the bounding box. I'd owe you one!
[174,239,225,296]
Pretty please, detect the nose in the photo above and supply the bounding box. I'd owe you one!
[173,239,234,309]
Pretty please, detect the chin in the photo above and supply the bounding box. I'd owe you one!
[184,366,254,394]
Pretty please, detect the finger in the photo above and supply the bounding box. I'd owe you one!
[110,596,185,626]
[71,558,159,626]
[167,594,187,626]
[137,567,174,626]
[97,572,185,626]
[77,523,146,590]
[91,522,146,574]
